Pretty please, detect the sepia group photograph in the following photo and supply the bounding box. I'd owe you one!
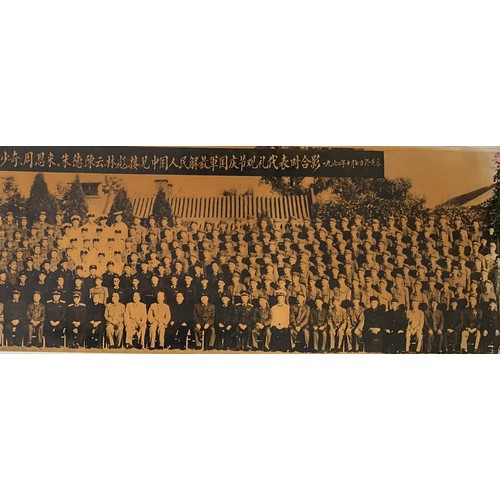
[0,146,498,354]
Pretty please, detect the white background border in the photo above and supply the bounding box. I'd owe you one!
[1,2,499,499]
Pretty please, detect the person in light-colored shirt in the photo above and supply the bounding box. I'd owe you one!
[406,298,425,352]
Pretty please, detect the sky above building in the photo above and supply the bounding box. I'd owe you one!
[2,147,496,207]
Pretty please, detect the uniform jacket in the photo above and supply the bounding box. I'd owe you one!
[215,303,235,326]
[66,303,87,327]
[290,303,310,330]
[236,303,254,326]
[27,302,45,323]
[423,307,444,332]
[193,303,216,326]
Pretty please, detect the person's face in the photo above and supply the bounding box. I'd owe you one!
[111,293,120,304]
[53,293,60,302]
[116,214,122,223]
[315,299,323,309]
[391,301,398,311]
[259,298,267,308]
[370,300,378,309]
[133,292,141,303]
[277,295,286,304]
[201,295,209,306]
[157,292,165,303]
[221,296,230,306]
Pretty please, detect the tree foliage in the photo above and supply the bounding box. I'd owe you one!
[61,175,89,222]
[262,176,428,223]
[1,176,26,218]
[25,173,58,224]
[485,153,500,236]
[152,186,173,225]
[109,187,134,225]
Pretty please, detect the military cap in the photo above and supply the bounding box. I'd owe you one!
[241,290,250,297]
[73,291,82,298]
[276,290,286,297]
[106,261,115,266]
[113,211,123,216]
[89,264,97,270]
[71,215,81,221]
[52,290,61,295]
[369,295,379,302]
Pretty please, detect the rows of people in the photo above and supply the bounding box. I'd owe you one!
[0,209,498,352]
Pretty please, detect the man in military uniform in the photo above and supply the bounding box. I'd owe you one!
[111,211,129,240]
[444,298,463,353]
[124,291,147,349]
[193,293,216,350]
[344,296,364,352]
[4,289,28,346]
[460,295,482,353]
[252,295,272,351]
[105,291,126,349]
[27,291,45,347]
[147,290,171,350]
[289,291,310,352]
[235,291,254,351]
[66,291,87,348]
[424,297,444,353]
[328,297,348,352]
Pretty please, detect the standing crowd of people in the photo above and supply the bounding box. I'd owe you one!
[0,208,498,353]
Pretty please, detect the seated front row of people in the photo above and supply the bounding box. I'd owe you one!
[0,289,499,353]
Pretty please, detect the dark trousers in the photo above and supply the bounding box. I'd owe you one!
[44,324,65,347]
[28,322,44,347]
[166,324,190,350]
[270,327,291,352]
[383,330,404,354]
[364,329,383,353]
[216,326,234,350]
[444,330,459,353]
[424,332,444,353]
[4,322,28,346]
[66,325,86,348]
[86,324,104,348]
[235,325,251,351]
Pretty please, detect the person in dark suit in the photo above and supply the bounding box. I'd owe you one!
[309,297,329,352]
[252,296,272,351]
[215,293,235,350]
[479,299,499,353]
[168,291,193,350]
[289,291,310,352]
[193,293,216,350]
[44,290,66,347]
[66,291,87,348]
[362,296,385,353]
[384,298,407,354]
[444,299,463,353]
[423,298,444,353]
[234,291,254,351]
[460,295,482,353]
[4,289,28,346]
[86,292,106,348]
